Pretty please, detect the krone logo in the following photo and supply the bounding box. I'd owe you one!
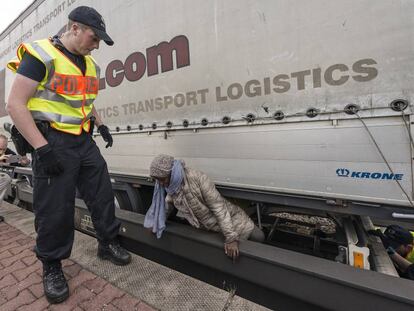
[336,168,350,177]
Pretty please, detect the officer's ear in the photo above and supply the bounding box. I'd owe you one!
[67,20,75,33]
[72,23,81,36]
[68,21,83,36]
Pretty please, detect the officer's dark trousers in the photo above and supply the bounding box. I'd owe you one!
[32,128,120,263]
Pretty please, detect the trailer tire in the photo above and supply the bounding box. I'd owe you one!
[113,184,145,213]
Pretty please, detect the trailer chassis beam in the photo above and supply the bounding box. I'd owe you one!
[74,206,414,311]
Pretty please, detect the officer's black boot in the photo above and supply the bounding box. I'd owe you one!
[0,215,4,222]
[97,240,131,265]
[42,261,69,304]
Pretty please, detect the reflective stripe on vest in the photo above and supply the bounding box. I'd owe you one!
[33,89,94,108]
[31,111,92,124]
[407,232,414,264]
[7,38,100,135]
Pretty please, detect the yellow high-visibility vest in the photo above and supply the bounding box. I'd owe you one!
[7,38,100,135]
[407,231,414,263]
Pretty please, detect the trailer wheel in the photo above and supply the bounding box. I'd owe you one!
[112,183,146,214]
[114,190,131,211]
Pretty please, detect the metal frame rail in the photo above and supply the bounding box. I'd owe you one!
[75,206,414,311]
[12,169,414,310]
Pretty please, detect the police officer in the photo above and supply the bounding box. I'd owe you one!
[6,6,131,304]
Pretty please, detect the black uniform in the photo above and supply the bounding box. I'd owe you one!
[18,36,120,263]
[400,264,414,280]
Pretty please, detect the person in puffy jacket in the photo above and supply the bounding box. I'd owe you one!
[144,154,265,260]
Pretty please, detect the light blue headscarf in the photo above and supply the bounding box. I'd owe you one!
[144,160,184,238]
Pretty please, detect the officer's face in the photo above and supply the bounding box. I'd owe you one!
[74,24,100,55]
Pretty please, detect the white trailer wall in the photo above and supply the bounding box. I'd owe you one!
[0,0,413,206]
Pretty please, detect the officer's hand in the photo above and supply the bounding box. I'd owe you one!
[35,144,64,176]
[98,125,113,148]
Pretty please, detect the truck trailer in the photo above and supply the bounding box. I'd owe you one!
[1,0,413,213]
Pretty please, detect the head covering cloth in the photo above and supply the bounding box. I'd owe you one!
[150,154,174,178]
[145,155,185,238]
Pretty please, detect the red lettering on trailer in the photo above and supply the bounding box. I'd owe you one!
[100,35,190,90]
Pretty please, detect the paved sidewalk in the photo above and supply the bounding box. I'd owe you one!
[0,221,155,311]
[1,202,270,311]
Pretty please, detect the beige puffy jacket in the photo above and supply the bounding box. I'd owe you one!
[167,167,254,243]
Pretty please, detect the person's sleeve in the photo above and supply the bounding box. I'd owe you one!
[5,148,16,155]
[165,194,177,219]
[198,171,238,243]
[4,148,18,167]
[16,52,46,82]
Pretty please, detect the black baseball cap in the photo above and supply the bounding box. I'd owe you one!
[68,6,114,46]
[384,225,413,248]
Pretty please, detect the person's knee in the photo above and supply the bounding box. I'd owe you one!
[249,226,265,242]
